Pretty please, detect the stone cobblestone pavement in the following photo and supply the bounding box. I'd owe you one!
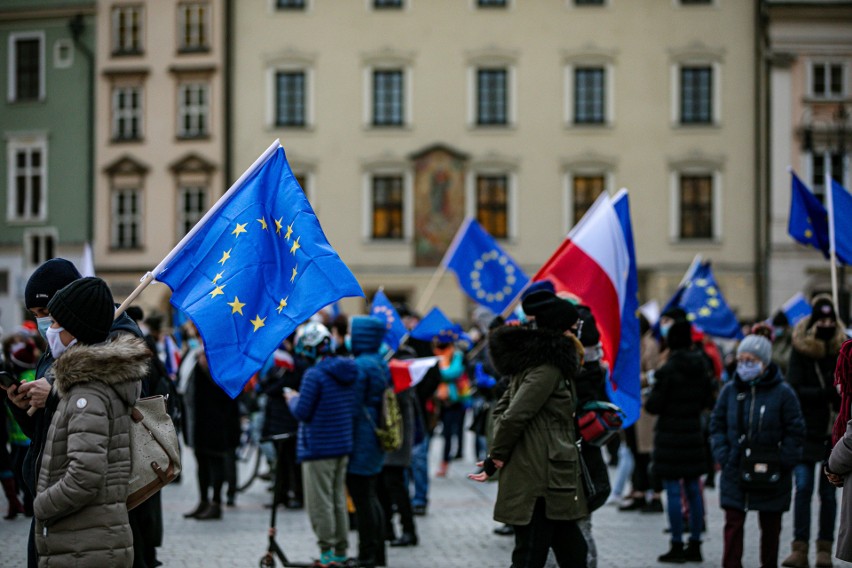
[3,439,851,568]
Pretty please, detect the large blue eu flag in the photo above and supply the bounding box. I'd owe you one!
[830,178,852,265]
[788,170,830,258]
[445,218,529,315]
[663,259,743,339]
[155,142,363,397]
[370,289,407,350]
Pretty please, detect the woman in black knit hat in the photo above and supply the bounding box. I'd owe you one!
[32,277,150,567]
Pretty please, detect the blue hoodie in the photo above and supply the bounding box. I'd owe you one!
[289,356,357,462]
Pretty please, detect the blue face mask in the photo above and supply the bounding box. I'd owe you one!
[737,360,764,383]
[660,323,672,339]
[188,338,200,350]
[36,316,53,339]
[344,336,351,353]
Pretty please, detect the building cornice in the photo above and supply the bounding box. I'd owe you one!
[102,67,150,78]
[0,5,95,21]
[409,143,469,162]
[168,64,218,76]
[561,45,619,65]
[104,155,149,177]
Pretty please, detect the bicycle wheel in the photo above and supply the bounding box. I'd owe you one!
[236,437,263,492]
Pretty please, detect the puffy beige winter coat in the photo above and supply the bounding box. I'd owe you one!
[34,335,148,568]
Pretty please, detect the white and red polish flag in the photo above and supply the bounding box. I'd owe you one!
[532,190,641,426]
[390,357,440,394]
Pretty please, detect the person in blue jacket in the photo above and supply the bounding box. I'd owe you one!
[710,334,805,568]
[347,315,391,568]
[286,322,357,568]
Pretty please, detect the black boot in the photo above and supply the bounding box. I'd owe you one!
[1,478,24,520]
[390,532,418,547]
[658,542,686,564]
[196,502,222,520]
[183,502,210,519]
[684,540,702,562]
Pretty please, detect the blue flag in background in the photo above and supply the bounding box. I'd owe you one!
[156,144,363,397]
[788,170,830,258]
[610,190,641,428]
[445,218,529,315]
[830,178,852,265]
[663,260,743,339]
[370,290,407,350]
[779,292,811,327]
[410,307,471,346]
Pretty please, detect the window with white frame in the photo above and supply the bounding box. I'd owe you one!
[372,70,404,126]
[680,65,713,124]
[476,68,508,126]
[178,83,209,138]
[7,137,47,222]
[111,187,142,249]
[112,5,143,55]
[24,230,56,266]
[476,174,509,238]
[572,174,605,224]
[276,0,306,9]
[178,2,209,52]
[678,173,714,239]
[810,151,846,201]
[8,33,44,102]
[112,85,142,141]
[275,71,306,127]
[574,67,605,124]
[811,62,846,99]
[178,186,206,237]
[371,175,404,240]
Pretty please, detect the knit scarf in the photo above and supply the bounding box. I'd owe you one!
[833,339,852,446]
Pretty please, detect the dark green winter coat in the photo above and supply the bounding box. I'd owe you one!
[487,325,587,525]
[34,335,148,567]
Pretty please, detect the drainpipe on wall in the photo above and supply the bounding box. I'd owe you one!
[69,14,95,246]
[755,1,770,319]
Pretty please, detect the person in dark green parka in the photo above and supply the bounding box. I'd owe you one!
[470,290,588,568]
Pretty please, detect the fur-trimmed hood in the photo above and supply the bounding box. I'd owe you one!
[792,315,847,360]
[51,334,150,405]
[488,324,580,380]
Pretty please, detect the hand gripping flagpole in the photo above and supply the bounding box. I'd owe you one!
[113,140,282,319]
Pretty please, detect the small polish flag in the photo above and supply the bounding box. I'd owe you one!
[390,357,440,393]
[273,349,295,371]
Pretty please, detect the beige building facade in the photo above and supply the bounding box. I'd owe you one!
[93,0,226,315]
[765,1,852,322]
[232,0,760,322]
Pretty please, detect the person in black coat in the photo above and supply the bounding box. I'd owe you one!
[782,296,846,568]
[710,334,805,568]
[645,321,715,563]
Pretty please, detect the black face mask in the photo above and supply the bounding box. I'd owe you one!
[815,325,836,341]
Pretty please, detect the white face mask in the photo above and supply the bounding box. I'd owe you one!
[46,326,77,358]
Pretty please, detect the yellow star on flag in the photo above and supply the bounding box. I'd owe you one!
[805,229,813,238]
[275,217,283,235]
[250,315,266,332]
[708,298,720,308]
[212,272,224,284]
[284,224,294,241]
[290,236,301,255]
[218,249,231,265]
[277,297,288,314]
[227,296,246,315]
[291,266,298,283]
[232,223,247,237]
[257,217,268,230]
[210,284,226,299]
[699,307,712,317]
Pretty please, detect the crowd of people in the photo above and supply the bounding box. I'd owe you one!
[3,256,852,568]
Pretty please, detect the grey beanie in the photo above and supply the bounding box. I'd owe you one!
[737,334,772,366]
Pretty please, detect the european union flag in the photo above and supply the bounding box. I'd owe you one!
[155,142,363,397]
[779,292,811,327]
[830,178,852,265]
[370,290,407,350]
[789,170,830,258]
[663,259,743,339]
[410,307,471,346]
[445,218,529,315]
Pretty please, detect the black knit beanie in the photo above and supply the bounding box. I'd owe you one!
[47,277,114,345]
[25,258,82,309]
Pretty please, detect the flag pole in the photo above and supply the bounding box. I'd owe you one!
[111,140,282,320]
[827,174,841,313]
[415,217,473,314]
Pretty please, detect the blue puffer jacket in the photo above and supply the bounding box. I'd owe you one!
[348,315,391,476]
[709,364,805,512]
[289,357,357,462]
